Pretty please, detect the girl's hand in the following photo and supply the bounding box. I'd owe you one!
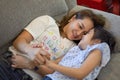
[44,56,54,68]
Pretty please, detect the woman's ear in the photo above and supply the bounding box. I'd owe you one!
[68,15,76,22]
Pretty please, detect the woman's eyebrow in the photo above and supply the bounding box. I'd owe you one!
[81,22,85,29]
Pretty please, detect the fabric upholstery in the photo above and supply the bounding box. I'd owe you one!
[0,0,76,53]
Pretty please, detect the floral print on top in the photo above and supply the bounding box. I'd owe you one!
[47,42,110,80]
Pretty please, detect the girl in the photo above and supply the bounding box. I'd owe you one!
[42,27,116,80]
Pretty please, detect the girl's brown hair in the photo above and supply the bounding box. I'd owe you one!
[93,27,116,53]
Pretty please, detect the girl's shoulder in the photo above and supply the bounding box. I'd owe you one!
[90,42,111,67]
[89,42,110,52]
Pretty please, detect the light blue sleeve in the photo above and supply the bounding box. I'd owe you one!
[99,43,111,67]
[88,42,110,67]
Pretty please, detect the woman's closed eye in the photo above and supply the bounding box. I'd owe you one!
[79,25,83,29]
[78,21,85,30]
[78,22,83,29]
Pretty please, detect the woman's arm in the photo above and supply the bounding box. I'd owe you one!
[45,49,102,79]
[13,30,47,61]
[13,30,33,54]
[13,15,54,54]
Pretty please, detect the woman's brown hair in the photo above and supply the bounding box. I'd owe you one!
[58,9,106,44]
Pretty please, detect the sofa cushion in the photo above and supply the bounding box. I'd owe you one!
[0,0,68,53]
[69,6,120,53]
[98,53,120,80]
[65,0,77,11]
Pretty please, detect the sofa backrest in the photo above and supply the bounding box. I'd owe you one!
[0,0,77,53]
[69,6,120,52]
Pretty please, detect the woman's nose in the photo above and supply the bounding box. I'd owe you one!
[78,31,86,38]
[77,30,83,36]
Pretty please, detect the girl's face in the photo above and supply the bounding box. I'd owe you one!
[78,29,95,50]
[64,17,94,40]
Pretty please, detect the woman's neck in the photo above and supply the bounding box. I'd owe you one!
[60,30,66,38]
[60,25,67,38]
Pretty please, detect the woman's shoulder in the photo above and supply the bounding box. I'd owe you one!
[34,15,56,24]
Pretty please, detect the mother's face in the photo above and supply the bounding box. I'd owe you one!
[65,17,94,40]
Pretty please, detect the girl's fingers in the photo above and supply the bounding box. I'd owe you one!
[44,54,50,60]
[35,54,45,64]
[34,58,43,65]
[33,59,40,66]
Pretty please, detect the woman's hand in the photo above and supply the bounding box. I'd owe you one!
[30,43,51,65]
[33,49,50,65]
[32,44,50,65]
[11,54,34,69]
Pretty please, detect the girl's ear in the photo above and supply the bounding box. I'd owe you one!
[92,39,101,45]
[68,15,76,22]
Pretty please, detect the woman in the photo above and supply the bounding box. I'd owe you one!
[10,9,106,79]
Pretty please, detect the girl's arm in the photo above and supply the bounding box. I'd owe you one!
[46,49,102,79]
[34,56,63,76]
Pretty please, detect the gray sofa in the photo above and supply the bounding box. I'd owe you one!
[0,0,120,80]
